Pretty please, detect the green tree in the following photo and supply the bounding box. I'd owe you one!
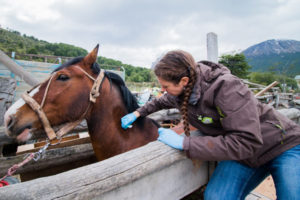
[128,72,143,82]
[249,72,298,91]
[219,53,251,79]
[249,72,276,86]
[27,47,38,54]
[269,62,296,92]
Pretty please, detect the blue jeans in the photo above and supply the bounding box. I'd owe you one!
[204,144,300,200]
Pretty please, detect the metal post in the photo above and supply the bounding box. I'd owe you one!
[206,32,218,63]
[206,32,219,180]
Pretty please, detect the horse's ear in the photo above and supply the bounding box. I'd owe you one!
[83,44,99,67]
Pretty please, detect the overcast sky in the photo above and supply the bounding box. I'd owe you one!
[0,0,299,68]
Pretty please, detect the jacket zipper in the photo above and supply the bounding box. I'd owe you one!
[266,121,287,144]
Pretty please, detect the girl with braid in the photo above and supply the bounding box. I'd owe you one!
[121,50,300,200]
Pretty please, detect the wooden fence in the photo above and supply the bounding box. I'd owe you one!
[0,141,208,200]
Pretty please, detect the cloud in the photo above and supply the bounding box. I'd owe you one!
[0,0,61,23]
[0,0,300,67]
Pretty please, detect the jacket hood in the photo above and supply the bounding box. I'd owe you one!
[198,61,231,82]
[189,61,231,105]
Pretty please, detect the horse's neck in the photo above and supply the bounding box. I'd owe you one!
[87,87,124,138]
[86,84,130,159]
[85,84,158,161]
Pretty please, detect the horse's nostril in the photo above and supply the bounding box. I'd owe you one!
[7,116,15,129]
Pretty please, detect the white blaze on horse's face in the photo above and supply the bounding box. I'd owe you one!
[4,86,40,132]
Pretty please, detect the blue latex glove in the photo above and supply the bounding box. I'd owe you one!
[157,128,184,150]
[121,113,137,129]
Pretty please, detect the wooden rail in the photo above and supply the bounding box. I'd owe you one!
[0,141,208,200]
[0,50,39,86]
[0,143,95,176]
[0,126,15,146]
[255,81,279,97]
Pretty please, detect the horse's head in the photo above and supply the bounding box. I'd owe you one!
[4,45,100,142]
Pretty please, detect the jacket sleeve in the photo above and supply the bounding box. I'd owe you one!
[183,76,263,161]
[137,93,178,117]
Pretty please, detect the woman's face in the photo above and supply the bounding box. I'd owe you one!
[157,76,189,96]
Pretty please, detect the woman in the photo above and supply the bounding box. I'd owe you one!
[121,50,300,199]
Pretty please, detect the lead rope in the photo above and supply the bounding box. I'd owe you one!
[0,141,50,182]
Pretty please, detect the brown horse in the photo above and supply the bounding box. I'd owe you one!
[4,45,159,161]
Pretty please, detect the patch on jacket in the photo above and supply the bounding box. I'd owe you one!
[198,115,213,124]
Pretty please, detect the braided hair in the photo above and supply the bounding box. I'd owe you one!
[153,50,197,136]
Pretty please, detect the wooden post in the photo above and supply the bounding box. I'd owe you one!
[0,50,39,86]
[254,81,279,97]
[0,77,17,156]
[0,78,15,126]
[0,127,15,146]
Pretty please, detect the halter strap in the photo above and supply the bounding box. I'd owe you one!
[22,92,57,140]
[75,66,105,103]
[41,73,56,108]
[21,65,105,141]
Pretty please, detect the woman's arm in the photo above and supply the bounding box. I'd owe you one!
[136,93,178,117]
[121,93,177,129]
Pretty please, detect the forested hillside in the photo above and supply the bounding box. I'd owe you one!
[243,39,300,75]
[0,28,154,82]
[245,52,300,75]
[0,28,87,57]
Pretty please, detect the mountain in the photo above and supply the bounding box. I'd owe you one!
[242,39,300,75]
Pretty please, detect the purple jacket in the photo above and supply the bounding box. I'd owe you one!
[137,61,300,167]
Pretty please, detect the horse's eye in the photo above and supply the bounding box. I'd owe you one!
[57,74,70,81]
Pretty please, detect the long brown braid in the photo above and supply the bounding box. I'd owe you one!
[153,50,197,136]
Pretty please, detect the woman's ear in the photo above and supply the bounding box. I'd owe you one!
[179,77,189,87]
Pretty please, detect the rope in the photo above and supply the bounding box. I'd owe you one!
[0,153,35,182]
[0,142,50,182]
[75,66,96,81]
[41,73,56,108]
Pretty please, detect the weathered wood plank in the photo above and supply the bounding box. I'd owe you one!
[0,50,39,86]
[0,143,95,176]
[255,81,279,97]
[0,77,15,126]
[277,108,300,124]
[16,132,91,155]
[0,141,208,200]
[148,108,181,123]
[0,126,16,145]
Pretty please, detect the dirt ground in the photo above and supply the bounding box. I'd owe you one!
[253,176,276,200]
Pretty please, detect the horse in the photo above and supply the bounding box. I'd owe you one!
[3,45,159,161]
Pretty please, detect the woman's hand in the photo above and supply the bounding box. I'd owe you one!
[121,111,140,129]
[157,128,184,150]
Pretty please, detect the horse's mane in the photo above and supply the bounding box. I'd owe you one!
[89,62,140,113]
[53,57,139,113]
[104,71,140,113]
[54,57,84,72]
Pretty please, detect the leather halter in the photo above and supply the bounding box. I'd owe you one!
[21,66,105,141]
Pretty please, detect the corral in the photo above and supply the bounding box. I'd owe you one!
[1,33,300,200]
